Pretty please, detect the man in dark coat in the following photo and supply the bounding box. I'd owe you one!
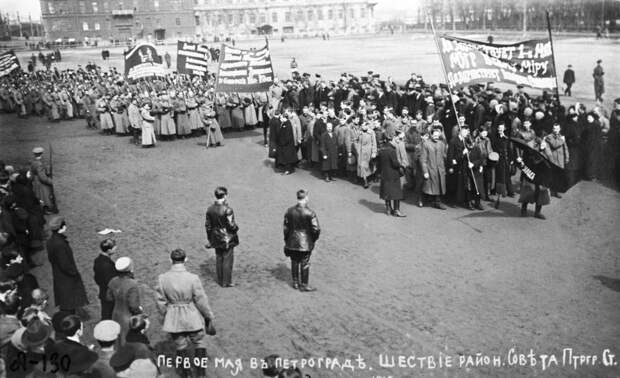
[563,64,575,96]
[593,59,604,102]
[94,238,119,320]
[268,109,281,154]
[447,126,481,210]
[275,113,298,174]
[53,314,99,375]
[319,122,338,182]
[283,189,320,292]
[205,186,239,287]
[377,133,406,217]
[46,216,89,314]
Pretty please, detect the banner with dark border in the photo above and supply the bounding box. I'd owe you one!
[438,35,557,90]
[124,43,166,79]
[215,43,274,92]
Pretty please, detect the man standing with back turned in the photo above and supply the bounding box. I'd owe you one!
[205,186,239,287]
[283,190,320,292]
[156,248,215,378]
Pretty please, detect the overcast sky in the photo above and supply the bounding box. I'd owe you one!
[0,0,420,22]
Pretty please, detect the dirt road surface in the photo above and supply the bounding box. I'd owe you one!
[5,34,620,377]
[1,110,619,377]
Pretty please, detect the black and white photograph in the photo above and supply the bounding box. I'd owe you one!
[0,0,618,376]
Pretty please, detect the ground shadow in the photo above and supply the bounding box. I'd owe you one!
[593,275,620,292]
[457,200,524,219]
[199,257,217,280]
[269,262,290,284]
[220,129,262,140]
[358,198,386,214]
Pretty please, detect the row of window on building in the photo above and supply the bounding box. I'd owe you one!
[45,0,187,15]
[195,6,369,26]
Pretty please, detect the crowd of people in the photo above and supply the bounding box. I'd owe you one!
[0,53,619,376]
[1,60,619,215]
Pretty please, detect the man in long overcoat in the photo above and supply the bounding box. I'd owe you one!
[447,126,480,210]
[156,248,215,378]
[30,147,57,214]
[544,123,569,198]
[420,126,448,209]
[275,114,298,174]
[593,59,604,102]
[377,133,406,217]
[283,190,320,292]
[319,122,339,182]
[106,257,142,345]
[46,216,89,313]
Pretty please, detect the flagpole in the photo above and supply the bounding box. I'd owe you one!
[545,10,561,106]
[427,10,479,196]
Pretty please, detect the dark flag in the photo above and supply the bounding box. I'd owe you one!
[215,43,274,92]
[0,50,20,77]
[124,43,166,79]
[176,41,211,76]
[437,35,557,90]
[511,138,569,193]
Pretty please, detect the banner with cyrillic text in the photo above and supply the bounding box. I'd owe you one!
[215,43,274,92]
[438,35,557,90]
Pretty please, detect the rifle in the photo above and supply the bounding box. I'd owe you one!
[48,142,53,179]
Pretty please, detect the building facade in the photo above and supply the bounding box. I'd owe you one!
[194,0,377,39]
[40,0,377,42]
[40,0,195,41]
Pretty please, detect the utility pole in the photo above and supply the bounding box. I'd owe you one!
[601,0,605,30]
[17,11,23,37]
[522,0,527,35]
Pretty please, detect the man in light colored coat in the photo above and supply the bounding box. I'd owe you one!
[544,123,569,198]
[156,248,214,378]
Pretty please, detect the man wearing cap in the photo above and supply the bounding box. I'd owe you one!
[30,146,57,214]
[107,256,142,345]
[283,190,320,291]
[421,126,448,210]
[91,319,122,378]
[593,59,604,102]
[156,248,214,378]
[5,317,54,376]
[46,215,89,316]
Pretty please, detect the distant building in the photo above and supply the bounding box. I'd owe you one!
[39,0,195,42]
[39,0,377,42]
[194,0,377,39]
